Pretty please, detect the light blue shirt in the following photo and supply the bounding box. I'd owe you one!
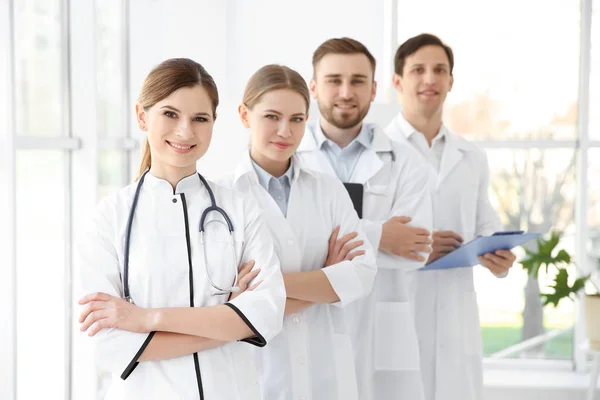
[250,158,294,217]
[313,122,374,182]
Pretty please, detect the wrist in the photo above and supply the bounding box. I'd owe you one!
[145,308,162,332]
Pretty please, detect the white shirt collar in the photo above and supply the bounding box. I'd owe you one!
[313,120,374,150]
[395,112,447,145]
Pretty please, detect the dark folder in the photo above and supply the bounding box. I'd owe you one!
[342,182,364,219]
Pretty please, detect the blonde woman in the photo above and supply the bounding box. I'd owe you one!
[218,64,377,400]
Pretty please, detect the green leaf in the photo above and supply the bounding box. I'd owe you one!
[541,268,590,308]
[555,249,571,264]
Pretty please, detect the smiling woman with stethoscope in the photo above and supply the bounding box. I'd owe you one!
[77,58,286,400]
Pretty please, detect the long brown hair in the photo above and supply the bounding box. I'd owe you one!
[242,64,309,111]
[135,58,219,180]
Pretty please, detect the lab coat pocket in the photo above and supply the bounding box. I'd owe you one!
[333,333,359,400]
[374,301,420,371]
[462,291,483,357]
[227,341,261,399]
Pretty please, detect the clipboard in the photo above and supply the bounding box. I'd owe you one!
[342,182,364,218]
[420,231,541,271]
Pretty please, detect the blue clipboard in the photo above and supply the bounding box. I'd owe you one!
[420,231,541,271]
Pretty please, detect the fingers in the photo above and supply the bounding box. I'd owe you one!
[436,237,462,248]
[494,249,517,262]
[238,268,261,289]
[78,292,112,305]
[415,236,434,245]
[78,301,110,323]
[435,245,459,254]
[479,258,503,275]
[333,231,359,255]
[80,309,110,334]
[238,260,255,275]
[248,280,264,291]
[479,255,509,275]
[345,250,366,261]
[434,230,464,243]
[482,252,514,270]
[328,226,340,250]
[391,216,412,224]
[342,240,364,256]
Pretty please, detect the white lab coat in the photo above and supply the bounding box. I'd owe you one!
[385,113,503,400]
[77,172,286,400]
[218,153,377,400]
[295,122,433,400]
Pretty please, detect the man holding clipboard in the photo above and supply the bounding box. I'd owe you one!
[385,34,517,400]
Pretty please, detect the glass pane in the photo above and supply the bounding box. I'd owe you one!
[591,0,600,139]
[14,0,63,136]
[98,150,127,200]
[396,0,579,140]
[95,0,125,138]
[589,149,600,281]
[16,151,66,398]
[475,148,576,360]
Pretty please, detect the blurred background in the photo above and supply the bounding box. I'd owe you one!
[0,0,599,398]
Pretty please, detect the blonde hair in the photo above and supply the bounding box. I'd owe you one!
[242,64,309,111]
[135,58,219,180]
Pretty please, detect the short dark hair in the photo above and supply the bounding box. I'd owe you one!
[394,33,454,76]
[312,37,376,79]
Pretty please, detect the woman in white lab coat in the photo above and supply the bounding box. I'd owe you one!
[77,58,286,400]
[218,64,377,400]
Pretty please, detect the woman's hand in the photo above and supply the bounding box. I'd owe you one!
[324,225,365,267]
[78,292,153,336]
[229,260,262,301]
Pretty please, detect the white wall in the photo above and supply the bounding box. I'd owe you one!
[127,0,398,180]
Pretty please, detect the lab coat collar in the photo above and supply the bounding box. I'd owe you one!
[144,170,203,196]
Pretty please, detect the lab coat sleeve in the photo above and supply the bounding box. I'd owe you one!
[76,197,155,380]
[225,196,286,347]
[376,148,435,272]
[475,149,507,278]
[321,178,378,308]
[360,218,383,251]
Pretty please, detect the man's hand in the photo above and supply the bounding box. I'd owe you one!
[379,216,432,261]
[479,249,516,276]
[427,230,464,263]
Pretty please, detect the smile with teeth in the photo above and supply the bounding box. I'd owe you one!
[335,104,355,109]
[167,141,195,150]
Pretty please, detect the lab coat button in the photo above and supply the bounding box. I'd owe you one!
[172,198,177,203]
[292,316,300,324]
[287,239,294,246]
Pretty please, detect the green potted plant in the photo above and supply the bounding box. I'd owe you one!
[520,231,600,350]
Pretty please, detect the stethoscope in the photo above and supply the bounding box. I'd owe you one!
[122,170,240,304]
